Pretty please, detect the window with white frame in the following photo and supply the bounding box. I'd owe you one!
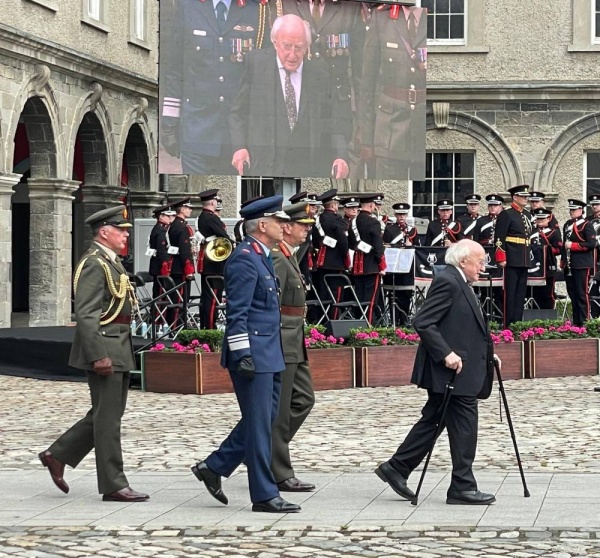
[87,0,100,20]
[82,0,108,31]
[570,0,600,51]
[132,0,146,41]
[585,152,600,198]
[595,0,600,43]
[421,0,465,44]
[240,177,302,206]
[412,152,475,221]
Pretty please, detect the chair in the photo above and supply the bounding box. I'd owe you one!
[553,270,571,321]
[323,274,371,325]
[305,278,331,326]
[204,275,227,330]
[156,275,201,333]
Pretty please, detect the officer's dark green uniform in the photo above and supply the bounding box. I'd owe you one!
[41,207,148,501]
[270,202,316,492]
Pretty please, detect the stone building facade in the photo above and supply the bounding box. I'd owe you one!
[1,0,599,327]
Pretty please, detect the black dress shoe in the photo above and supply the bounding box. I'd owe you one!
[374,462,414,500]
[446,489,496,505]
[252,496,301,513]
[277,477,315,492]
[39,450,69,494]
[102,487,149,502]
[191,461,228,505]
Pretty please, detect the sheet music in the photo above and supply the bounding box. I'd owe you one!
[384,248,415,273]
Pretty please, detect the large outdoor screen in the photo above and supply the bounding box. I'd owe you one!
[158,0,427,180]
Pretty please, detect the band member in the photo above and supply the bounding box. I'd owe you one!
[530,207,562,309]
[166,198,195,328]
[340,196,360,225]
[312,189,350,320]
[587,194,600,317]
[373,194,388,234]
[196,189,231,329]
[148,204,176,299]
[561,199,596,326]
[382,202,420,324]
[458,194,482,239]
[528,192,559,229]
[348,193,387,323]
[425,199,463,247]
[473,195,504,247]
[234,196,265,245]
[495,185,532,327]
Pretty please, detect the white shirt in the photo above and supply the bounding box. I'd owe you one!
[94,241,118,262]
[277,59,303,114]
[213,0,231,20]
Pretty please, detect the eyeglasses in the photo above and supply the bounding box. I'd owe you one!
[279,42,307,54]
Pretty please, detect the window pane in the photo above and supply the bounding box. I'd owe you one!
[455,179,474,196]
[437,0,450,13]
[433,153,453,177]
[451,0,464,13]
[596,13,600,38]
[434,179,452,195]
[435,14,450,38]
[450,15,464,39]
[597,0,600,11]
[413,180,429,194]
[422,0,434,10]
[454,206,467,218]
[413,206,433,220]
[425,152,433,177]
[588,153,600,177]
[455,153,474,177]
[587,179,600,197]
[427,14,435,39]
[88,0,100,19]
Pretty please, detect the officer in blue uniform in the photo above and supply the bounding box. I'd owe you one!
[191,196,301,514]
[159,0,270,175]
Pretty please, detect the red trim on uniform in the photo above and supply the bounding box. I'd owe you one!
[585,268,591,320]
[316,246,327,268]
[278,242,292,258]
[353,252,364,275]
[208,288,218,329]
[570,242,587,252]
[184,260,195,276]
[390,4,400,18]
[367,275,381,323]
[251,242,263,255]
[495,249,507,263]
[378,256,387,272]
[197,245,206,273]
[160,260,171,276]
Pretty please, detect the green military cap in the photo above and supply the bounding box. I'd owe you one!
[282,202,315,224]
[85,205,132,228]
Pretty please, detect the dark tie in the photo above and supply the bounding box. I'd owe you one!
[284,70,297,131]
[216,1,227,24]
[468,282,485,320]
[408,12,417,46]
[312,0,321,24]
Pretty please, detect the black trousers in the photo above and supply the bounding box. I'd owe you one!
[390,391,479,492]
[313,268,345,321]
[565,268,591,326]
[532,277,555,310]
[352,274,381,324]
[503,267,528,327]
[166,274,190,329]
[200,274,223,330]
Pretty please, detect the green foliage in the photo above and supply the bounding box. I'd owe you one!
[508,319,566,336]
[176,329,224,352]
[304,324,326,336]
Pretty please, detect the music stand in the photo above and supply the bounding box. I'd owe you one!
[474,265,504,324]
[382,248,415,327]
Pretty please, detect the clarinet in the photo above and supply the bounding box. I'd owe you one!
[565,223,573,277]
[441,221,448,246]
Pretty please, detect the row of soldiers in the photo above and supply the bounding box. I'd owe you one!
[147,185,600,330]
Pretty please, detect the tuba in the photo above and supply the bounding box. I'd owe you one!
[205,237,233,262]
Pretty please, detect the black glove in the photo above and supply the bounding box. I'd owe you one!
[161,121,181,158]
[236,355,256,380]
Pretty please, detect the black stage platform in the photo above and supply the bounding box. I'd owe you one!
[0,327,147,382]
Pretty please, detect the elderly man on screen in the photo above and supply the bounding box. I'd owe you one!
[230,14,349,179]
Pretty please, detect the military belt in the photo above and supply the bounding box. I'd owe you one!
[382,87,425,104]
[111,315,132,325]
[505,236,530,245]
[280,305,306,317]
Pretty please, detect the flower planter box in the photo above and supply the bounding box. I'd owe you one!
[308,348,355,391]
[199,352,233,395]
[355,345,417,388]
[525,338,600,378]
[493,342,525,380]
[142,352,200,395]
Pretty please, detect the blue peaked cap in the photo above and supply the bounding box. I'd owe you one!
[239,195,290,221]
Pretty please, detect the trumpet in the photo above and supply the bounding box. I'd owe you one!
[205,237,233,262]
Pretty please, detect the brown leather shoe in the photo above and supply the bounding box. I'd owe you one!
[38,450,69,494]
[277,477,316,492]
[102,487,149,502]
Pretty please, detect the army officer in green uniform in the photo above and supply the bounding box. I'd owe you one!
[270,202,317,492]
[38,206,149,502]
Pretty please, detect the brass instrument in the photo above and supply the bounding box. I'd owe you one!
[205,237,233,262]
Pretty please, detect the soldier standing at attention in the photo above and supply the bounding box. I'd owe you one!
[562,199,597,326]
[587,194,600,318]
[458,194,482,239]
[528,191,559,230]
[530,207,562,310]
[494,185,533,327]
[148,204,176,299]
[39,207,148,502]
[425,199,463,247]
[270,202,317,493]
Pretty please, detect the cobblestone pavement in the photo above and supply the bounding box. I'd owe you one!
[1,374,600,556]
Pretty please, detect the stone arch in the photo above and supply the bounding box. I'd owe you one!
[426,111,523,189]
[534,113,600,191]
[120,119,154,191]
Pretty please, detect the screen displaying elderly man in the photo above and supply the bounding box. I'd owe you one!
[375,239,497,506]
[229,14,349,179]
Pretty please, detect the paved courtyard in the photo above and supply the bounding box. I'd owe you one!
[1,374,599,556]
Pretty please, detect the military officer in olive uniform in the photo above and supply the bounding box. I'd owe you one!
[494,185,533,327]
[159,0,270,175]
[196,189,231,329]
[360,4,427,180]
[562,199,597,326]
[39,207,148,502]
[270,202,316,493]
[458,194,482,239]
[148,204,176,299]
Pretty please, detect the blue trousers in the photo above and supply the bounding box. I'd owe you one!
[206,370,282,503]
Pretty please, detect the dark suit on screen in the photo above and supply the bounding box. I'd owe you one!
[389,264,494,493]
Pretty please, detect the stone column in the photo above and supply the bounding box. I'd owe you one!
[130,190,166,218]
[28,178,80,327]
[0,173,22,328]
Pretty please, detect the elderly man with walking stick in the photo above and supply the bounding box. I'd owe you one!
[375,239,499,505]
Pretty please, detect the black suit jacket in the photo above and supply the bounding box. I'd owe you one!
[411,265,494,398]
[229,49,347,177]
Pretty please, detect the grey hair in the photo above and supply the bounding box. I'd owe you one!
[244,218,261,234]
[445,240,474,268]
[271,14,312,46]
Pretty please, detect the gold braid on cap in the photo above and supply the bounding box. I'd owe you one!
[73,252,137,326]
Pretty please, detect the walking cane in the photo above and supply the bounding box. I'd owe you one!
[411,372,456,506]
[494,359,530,498]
